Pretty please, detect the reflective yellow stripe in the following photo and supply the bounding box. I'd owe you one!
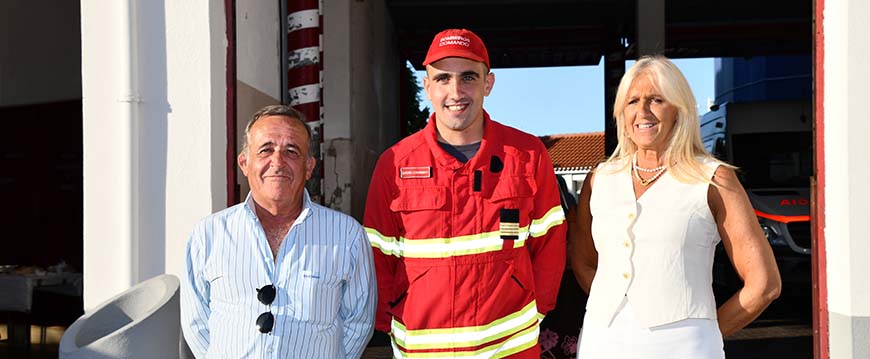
[365,206,563,259]
[529,205,565,238]
[366,228,403,257]
[391,322,539,358]
[366,227,530,258]
[391,301,538,350]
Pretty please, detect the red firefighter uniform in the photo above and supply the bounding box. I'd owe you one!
[364,111,567,358]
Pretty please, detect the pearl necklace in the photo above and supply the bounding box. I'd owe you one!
[632,153,667,172]
[632,153,666,186]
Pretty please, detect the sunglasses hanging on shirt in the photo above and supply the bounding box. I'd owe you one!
[256,284,276,334]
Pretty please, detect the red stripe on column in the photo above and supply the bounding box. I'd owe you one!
[287,67,319,89]
[812,0,828,357]
[287,0,318,12]
[293,102,320,124]
[287,28,319,49]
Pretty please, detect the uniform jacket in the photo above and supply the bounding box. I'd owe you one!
[585,158,721,329]
[364,112,567,358]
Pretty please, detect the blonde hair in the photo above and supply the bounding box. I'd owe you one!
[606,55,730,184]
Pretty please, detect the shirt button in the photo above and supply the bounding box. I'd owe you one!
[627,213,635,220]
[623,272,631,279]
[266,347,273,353]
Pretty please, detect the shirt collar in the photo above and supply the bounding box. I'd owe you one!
[243,189,313,225]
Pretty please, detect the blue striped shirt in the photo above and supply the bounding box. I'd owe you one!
[181,190,376,358]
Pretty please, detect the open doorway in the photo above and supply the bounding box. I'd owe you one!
[0,1,84,356]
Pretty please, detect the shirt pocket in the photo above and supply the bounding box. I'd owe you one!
[488,175,535,204]
[390,186,447,239]
[488,175,536,222]
[292,270,342,324]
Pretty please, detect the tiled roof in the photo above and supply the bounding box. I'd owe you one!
[539,132,606,172]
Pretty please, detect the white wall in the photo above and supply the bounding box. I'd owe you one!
[0,0,81,106]
[824,0,870,357]
[81,0,227,309]
[237,0,281,99]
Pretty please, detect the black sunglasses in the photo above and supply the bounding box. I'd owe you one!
[256,284,276,334]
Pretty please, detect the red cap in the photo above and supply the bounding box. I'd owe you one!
[422,29,490,68]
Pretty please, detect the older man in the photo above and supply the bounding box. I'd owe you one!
[364,29,567,358]
[181,105,376,358]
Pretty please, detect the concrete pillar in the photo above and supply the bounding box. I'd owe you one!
[81,0,227,308]
[823,0,870,357]
[636,0,665,56]
[603,27,624,156]
[322,0,400,219]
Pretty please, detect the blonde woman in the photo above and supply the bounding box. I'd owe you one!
[570,56,781,358]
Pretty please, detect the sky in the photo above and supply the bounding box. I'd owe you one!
[414,58,715,136]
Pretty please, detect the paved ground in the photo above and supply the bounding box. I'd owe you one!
[723,295,814,358]
[363,295,814,358]
[1,295,813,359]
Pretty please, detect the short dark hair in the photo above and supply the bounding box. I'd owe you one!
[242,105,313,155]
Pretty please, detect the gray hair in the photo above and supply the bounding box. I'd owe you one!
[242,104,313,155]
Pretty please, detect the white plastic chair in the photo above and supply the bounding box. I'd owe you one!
[59,274,180,359]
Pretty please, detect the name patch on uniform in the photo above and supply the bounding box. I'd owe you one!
[400,166,432,179]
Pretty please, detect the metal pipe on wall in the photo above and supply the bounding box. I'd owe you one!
[117,0,142,287]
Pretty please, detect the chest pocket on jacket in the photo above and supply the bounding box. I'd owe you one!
[488,175,536,209]
[292,270,342,324]
[390,186,447,237]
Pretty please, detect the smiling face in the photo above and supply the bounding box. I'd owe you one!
[424,57,494,144]
[622,74,678,152]
[238,115,315,210]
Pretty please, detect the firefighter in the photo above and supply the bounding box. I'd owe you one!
[364,28,567,358]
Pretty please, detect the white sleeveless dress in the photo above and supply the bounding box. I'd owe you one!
[576,158,726,359]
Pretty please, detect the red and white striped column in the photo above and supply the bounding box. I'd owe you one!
[286,0,323,203]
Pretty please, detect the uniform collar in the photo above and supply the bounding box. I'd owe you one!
[424,110,500,170]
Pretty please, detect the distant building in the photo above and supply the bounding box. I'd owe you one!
[540,132,605,201]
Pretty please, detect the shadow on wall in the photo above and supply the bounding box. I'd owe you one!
[136,0,171,280]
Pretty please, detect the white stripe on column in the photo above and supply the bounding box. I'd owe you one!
[288,9,319,33]
[288,84,320,105]
[288,46,320,69]
[304,120,323,131]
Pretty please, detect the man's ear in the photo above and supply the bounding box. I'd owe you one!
[484,72,495,96]
[237,152,249,177]
[422,75,432,101]
[305,156,316,180]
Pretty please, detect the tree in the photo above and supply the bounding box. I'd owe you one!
[401,62,430,137]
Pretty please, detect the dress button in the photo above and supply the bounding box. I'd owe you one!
[623,241,631,248]
[266,347,273,353]
[627,213,635,220]
[623,272,630,279]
